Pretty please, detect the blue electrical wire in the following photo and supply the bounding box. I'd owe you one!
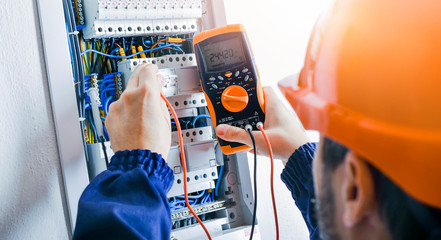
[101,78,115,88]
[110,48,119,55]
[192,115,211,128]
[102,84,116,92]
[201,192,210,205]
[170,190,215,211]
[104,96,114,116]
[100,85,116,102]
[215,164,224,197]
[176,190,206,199]
[170,200,186,210]
[81,44,180,59]
[174,46,185,53]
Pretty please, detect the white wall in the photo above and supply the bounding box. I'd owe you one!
[224,0,332,239]
[0,0,69,239]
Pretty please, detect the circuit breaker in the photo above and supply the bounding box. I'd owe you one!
[41,0,260,239]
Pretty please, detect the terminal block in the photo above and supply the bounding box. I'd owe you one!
[84,74,100,104]
[103,72,124,99]
[73,0,85,29]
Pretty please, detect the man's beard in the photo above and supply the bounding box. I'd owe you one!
[316,170,342,240]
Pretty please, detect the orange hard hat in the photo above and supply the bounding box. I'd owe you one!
[279,0,441,209]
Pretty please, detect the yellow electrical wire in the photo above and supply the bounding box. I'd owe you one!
[90,123,94,144]
[137,45,147,58]
[131,45,138,59]
[79,37,90,75]
[87,122,91,144]
[84,126,90,143]
[87,41,92,62]
[102,43,112,74]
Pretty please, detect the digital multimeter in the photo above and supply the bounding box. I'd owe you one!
[193,24,265,155]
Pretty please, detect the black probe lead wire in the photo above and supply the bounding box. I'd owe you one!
[100,136,109,167]
[247,128,258,240]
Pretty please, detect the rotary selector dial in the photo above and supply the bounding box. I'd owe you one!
[221,85,249,112]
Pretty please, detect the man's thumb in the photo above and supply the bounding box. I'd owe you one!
[216,124,250,145]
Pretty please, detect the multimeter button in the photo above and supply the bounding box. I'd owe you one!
[218,76,224,81]
[235,71,240,77]
[244,75,249,81]
[209,77,216,81]
[211,84,218,89]
[242,68,249,73]
[221,85,249,113]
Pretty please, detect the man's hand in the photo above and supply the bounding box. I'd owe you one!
[105,64,171,159]
[216,86,309,161]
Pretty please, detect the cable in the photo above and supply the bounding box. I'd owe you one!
[81,44,179,59]
[150,38,186,57]
[176,190,206,199]
[161,93,212,240]
[150,39,168,57]
[104,96,114,116]
[100,136,109,167]
[191,115,211,128]
[258,123,279,240]
[246,125,258,240]
[215,157,225,197]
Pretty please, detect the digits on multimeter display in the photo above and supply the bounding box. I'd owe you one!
[201,37,246,71]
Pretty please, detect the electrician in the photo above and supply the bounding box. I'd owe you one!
[216,0,441,239]
[74,0,441,240]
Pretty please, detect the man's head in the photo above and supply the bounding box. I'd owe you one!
[313,137,441,240]
[278,0,441,238]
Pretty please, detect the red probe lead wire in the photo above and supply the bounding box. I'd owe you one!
[258,125,280,240]
[161,93,212,240]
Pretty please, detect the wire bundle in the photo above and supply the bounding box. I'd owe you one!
[169,190,215,211]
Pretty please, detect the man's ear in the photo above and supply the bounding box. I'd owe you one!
[341,152,375,227]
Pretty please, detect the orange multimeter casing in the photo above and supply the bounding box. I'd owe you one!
[193,24,265,155]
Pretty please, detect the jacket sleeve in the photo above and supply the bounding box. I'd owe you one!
[73,149,174,240]
[281,142,321,240]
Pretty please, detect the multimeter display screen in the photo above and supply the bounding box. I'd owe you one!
[202,37,246,71]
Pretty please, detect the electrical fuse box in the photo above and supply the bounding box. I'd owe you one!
[39,0,261,239]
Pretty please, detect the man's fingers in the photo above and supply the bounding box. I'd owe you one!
[138,64,160,89]
[126,64,160,91]
[216,124,252,146]
[262,86,279,106]
[125,63,145,90]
